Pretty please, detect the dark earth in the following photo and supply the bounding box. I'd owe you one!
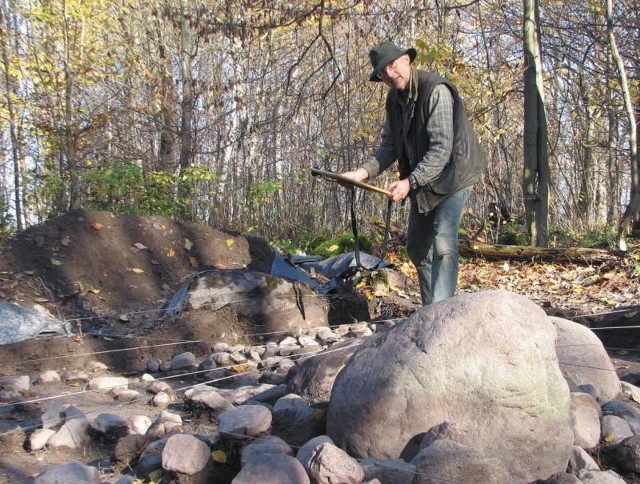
[0,209,639,483]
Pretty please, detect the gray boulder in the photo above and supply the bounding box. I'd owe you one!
[240,435,294,467]
[410,439,511,484]
[601,399,640,434]
[551,317,621,402]
[360,457,417,484]
[233,454,310,484]
[272,394,325,446]
[287,339,364,407]
[600,414,633,446]
[605,434,640,473]
[326,290,573,482]
[303,441,364,484]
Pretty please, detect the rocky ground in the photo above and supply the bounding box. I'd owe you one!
[0,209,640,482]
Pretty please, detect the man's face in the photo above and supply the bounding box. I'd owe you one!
[377,54,412,90]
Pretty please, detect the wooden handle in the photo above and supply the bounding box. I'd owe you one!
[311,168,391,197]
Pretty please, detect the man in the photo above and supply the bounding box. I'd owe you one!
[341,41,487,305]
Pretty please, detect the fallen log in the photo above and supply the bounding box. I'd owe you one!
[372,220,621,264]
[458,240,620,264]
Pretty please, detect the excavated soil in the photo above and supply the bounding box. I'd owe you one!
[0,209,415,375]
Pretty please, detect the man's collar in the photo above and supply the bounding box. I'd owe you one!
[408,66,418,101]
[397,66,418,102]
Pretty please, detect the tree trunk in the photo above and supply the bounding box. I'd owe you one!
[522,0,549,247]
[608,0,639,250]
[178,0,195,221]
[0,0,23,230]
[459,240,618,264]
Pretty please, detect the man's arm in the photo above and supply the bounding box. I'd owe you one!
[410,84,454,187]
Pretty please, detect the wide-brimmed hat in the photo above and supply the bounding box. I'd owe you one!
[369,41,417,82]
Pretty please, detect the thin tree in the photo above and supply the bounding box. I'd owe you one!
[608,0,639,250]
[522,0,550,247]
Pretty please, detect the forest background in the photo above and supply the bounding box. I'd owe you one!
[1,0,639,254]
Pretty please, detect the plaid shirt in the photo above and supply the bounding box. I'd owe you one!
[364,68,455,187]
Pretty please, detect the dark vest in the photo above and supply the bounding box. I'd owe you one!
[385,71,488,212]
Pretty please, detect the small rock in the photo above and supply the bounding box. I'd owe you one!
[162,433,211,475]
[0,375,30,392]
[607,435,640,473]
[113,388,141,402]
[305,441,364,484]
[298,335,321,347]
[87,375,128,391]
[171,351,197,370]
[152,392,172,407]
[217,405,272,439]
[146,358,162,373]
[129,415,152,435]
[62,370,90,382]
[230,351,248,364]
[567,446,600,474]
[29,428,56,451]
[240,435,294,467]
[577,469,627,483]
[600,415,634,446]
[85,360,108,372]
[187,388,234,413]
[47,416,91,449]
[570,396,601,449]
[234,454,309,484]
[147,380,172,394]
[213,352,231,365]
[34,461,101,483]
[36,370,61,384]
[92,413,130,435]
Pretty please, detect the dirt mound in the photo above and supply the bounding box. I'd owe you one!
[0,209,282,372]
[0,209,274,311]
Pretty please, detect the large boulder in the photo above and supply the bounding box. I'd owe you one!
[287,339,364,407]
[326,289,573,482]
[551,317,621,402]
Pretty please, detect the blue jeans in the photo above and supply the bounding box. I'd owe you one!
[407,187,471,305]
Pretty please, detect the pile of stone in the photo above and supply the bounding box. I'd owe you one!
[2,290,640,483]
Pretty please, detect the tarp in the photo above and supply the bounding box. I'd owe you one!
[163,249,393,319]
[291,251,393,279]
[0,301,72,345]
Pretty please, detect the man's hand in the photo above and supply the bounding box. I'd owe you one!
[387,178,411,202]
[340,167,369,183]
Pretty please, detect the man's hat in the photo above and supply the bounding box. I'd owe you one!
[369,41,417,82]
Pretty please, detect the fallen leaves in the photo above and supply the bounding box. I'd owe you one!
[457,256,640,314]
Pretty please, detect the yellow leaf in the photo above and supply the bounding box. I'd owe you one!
[184,238,193,250]
[166,248,175,258]
[148,470,163,482]
[313,409,326,420]
[89,288,101,294]
[211,450,227,463]
[91,222,104,231]
[131,267,145,273]
[231,363,252,373]
[327,244,339,252]
[603,432,615,443]
[51,258,62,266]
[226,238,235,248]
[189,256,199,267]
